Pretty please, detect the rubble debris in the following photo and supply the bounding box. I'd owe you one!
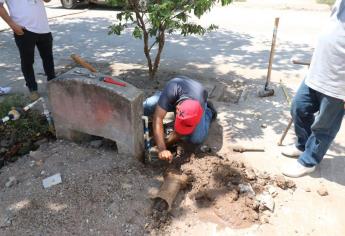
[90,140,103,148]
[317,186,328,196]
[34,138,48,147]
[304,187,311,192]
[274,175,296,190]
[0,215,13,228]
[267,185,278,198]
[239,183,256,196]
[261,123,267,128]
[0,86,11,95]
[29,150,46,160]
[258,193,275,212]
[5,176,17,188]
[245,168,256,180]
[42,173,62,189]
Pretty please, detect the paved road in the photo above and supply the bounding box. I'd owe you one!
[0,0,329,93]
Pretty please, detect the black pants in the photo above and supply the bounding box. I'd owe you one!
[14,29,55,92]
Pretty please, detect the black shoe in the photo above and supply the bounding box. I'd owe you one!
[207,100,217,121]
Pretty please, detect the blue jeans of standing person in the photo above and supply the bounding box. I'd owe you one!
[143,91,213,144]
[291,81,344,167]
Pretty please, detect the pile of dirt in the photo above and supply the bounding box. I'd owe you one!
[146,151,296,233]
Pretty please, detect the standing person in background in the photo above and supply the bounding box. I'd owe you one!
[282,0,345,178]
[0,0,55,101]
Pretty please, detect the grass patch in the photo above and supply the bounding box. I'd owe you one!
[316,0,335,5]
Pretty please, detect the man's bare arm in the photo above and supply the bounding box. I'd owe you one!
[0,3,24,35]
[153,105,175,162]
[165,131,181,147]
[153,105,168,152]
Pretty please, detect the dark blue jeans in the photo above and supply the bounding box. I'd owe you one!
[291,81,344,167]
[143,91,213,144]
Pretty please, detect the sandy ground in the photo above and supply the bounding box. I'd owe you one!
[1,0,345,235]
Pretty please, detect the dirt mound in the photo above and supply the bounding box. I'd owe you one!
[178,155,295,229]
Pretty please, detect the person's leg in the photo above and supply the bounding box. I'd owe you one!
[298,94,344,167]
[290,81,319,151]
[14,30,37,91]
[36,32,55,81]
[143,91,162,116]
[187,104,213,144]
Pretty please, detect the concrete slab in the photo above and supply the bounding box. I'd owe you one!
[48,67,145,161]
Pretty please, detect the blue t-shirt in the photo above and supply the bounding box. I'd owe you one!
[158,76,207,112]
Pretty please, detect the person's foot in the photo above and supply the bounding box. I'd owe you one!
[281,144,303,158]
[207,100,217,121]
[282,161,316,178]
[0,86,11,95]
[29,91,40,101]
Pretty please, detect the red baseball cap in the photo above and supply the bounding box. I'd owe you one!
[174,99,203,135]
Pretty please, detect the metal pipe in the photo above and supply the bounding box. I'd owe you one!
[142,116,151,150]
[154,169,188,211]
[23,97,43,112]
[40,97,54,133]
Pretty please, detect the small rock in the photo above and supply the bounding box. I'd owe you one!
[5,177,17,188]
[305,187,311,192]
[258,171,270,179]
[42,173,62,189]
[90,140,103,148]
[258,193,275,212]
[261,124,267,128]
[267,185,278,198]
[34,138,48,147]
[0,147,8,154]
[317,186,328,196]
[29,150,46,160]
[252,212,259,221]
[286,179,296,189]
[245,168,256,180]
[41,170,46,176]
[274,175,287,190]
[239,183,256,196]
[260,216,269,224]
[0,215,13,228]
[0,139,10,148]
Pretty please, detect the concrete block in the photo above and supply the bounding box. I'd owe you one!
[48,68,145,161]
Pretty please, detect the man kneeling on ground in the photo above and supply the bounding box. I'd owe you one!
[143,76,217,162]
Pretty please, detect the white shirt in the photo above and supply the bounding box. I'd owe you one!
[305,0,345,100]
[0,0,50,34]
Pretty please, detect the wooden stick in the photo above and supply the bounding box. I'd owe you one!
[277,118,293,146]
[70,54,97,73]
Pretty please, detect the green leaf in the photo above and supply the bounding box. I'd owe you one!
[133,26,143,39]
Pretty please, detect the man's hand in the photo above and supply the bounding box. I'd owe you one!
[10,22,24,35]
[158,150,173,163]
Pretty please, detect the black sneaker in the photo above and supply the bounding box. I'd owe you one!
[207,100,217,121]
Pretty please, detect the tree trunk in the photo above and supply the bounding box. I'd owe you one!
[151,27,166,79]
